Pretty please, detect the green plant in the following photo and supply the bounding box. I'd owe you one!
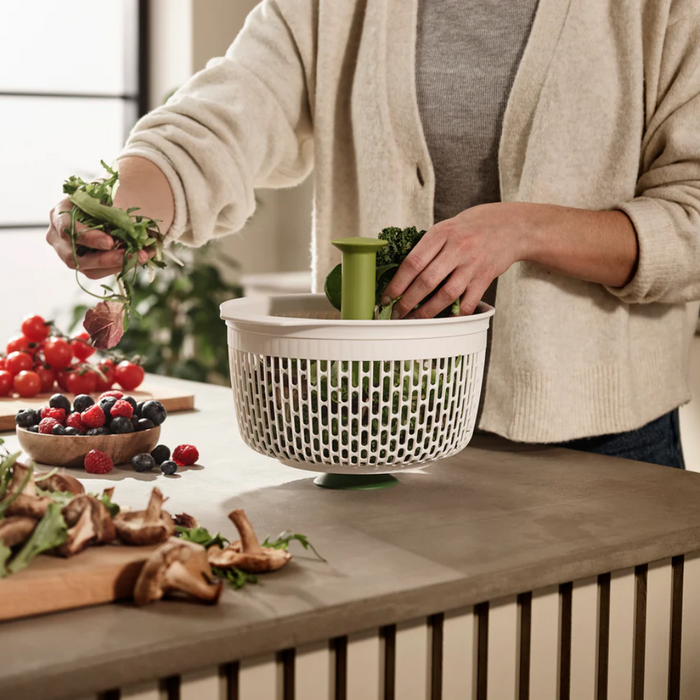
[70,243,243,386]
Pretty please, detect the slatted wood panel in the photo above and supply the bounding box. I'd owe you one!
[180,667,225,700]
[644,558,673,699]
[238,654,281,700]
[486,595,519,700]
[295,641,334,700]
[442,607,477,699]
[120,680,162,700]
[570,577,599,700]
[529,585,560,700]
[681,553,700,699]
[608,568,636,700]
[394,618,432,700]
[346,629,383,700]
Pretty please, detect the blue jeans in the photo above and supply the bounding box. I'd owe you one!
[557,409,685,469]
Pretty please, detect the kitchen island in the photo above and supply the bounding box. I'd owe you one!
[1,376,700,700]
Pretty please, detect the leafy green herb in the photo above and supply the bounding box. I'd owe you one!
[0,542,11,579]
[7,503,68,575]
[175,525,229,550]
[0,462,33,520]
[262,532,326,562]
[0,452,20,504]
[211,566,259,590]
[35,488,74,507]
[34,468,58,483]
[89,492,121,518]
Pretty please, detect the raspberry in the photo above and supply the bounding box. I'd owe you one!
[98,390,123,401]
[81,404,106,429]
[40,407,66,424]
[38,417,60,434]
[110,399,134,419]
[173,444,199,466]
[66,412,88,433]
[84,449,113,474]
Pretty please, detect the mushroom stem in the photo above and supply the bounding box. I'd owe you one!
[58,506,96,557]
[144,487,166,525]
[228,510,263,555]
[164,561,222,604]
[10,463,35,497]
[0,516,37,547]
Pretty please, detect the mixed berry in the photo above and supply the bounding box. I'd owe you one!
[130,444,199,476]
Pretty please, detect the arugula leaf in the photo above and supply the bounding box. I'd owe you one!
[212,565,258,590]
[8,503,68,575]
[262,531,326,562]
[0,463,33,520]
[35,488,74,507]
[0,452,21,503]
[175,525,229,549]
[0,541,11,578]
[451,297,461,316]
[378,297,400,321]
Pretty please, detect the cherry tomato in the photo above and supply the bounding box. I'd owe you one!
[94,362,116,392]
[66,368,98,395]
[13,370,41,398]
[0,370,12,397]
[0,358,5,371]
[6,335,30,355]
[34,365,56,393]
[115,361,145,391]
[43,337,73,369]
[56,366,75,392]
[6,351,32,376]
[21,315,50,342]
[70,332,96,362]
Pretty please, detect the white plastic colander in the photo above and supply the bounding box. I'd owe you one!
[220,294,494,476]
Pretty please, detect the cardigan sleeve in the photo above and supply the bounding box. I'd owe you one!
[607,7,700,304]
[117,0,316,247]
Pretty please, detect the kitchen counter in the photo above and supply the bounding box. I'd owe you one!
[1,376,700,700]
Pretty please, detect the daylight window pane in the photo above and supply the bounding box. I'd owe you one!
[0,97,135,224]
[0,0,137,94]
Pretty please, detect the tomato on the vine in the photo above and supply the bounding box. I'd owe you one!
[66,368,98,395]
[44,337,73,369]
[94,361,116,392]
[0,370,12,397]
[6,351,32,376]
[70,332,96,362]
[6,335,30,355]
[34,365,56,393]
[21,315,51,343]
[14,370,41,398]
[0,357,5,371]
[115,361,145,391]
[56,365,75,392]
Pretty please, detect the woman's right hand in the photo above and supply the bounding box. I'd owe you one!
[46,197,149,280]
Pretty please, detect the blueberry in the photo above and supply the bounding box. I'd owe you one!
[52,424,67,436]
[123,396,138,413]
[64,426,81,436]
[28,425,40,433]
[131,453,155,473]
[72,394,94,413]
[141,400,167,426]
[15,409,39,428]
[131,416,141,429]
[135,401,145,418]
[160,460,178,475]
[87,427,110,436]
[150,444,170,465]
[136,418,155,432]
[110,416,134,434]
[99,397,118,421]
[49,394,71,413]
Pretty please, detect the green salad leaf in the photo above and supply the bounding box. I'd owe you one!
[175,525,229,550]
[7,503,68,575]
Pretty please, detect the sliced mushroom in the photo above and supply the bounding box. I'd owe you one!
[133,537,223,606]
[207,509,291,573]
[0,516,36,547]
[36,471,85,495]
[5,462,52,519]
[57,495,116,556]
[8,462,36,496]
[114,487,175,545]
[173,512,200,529]
[102,487,115,501]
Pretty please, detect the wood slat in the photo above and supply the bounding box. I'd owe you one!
[529,585,560,700]
[442,607,477,700]
[607,568,636,700]
[644,558,673,700]
[486,596,519,700]
[119,680,162,700]
[394,618,431,700]
[238,654,282,700]
[346,629,382,700]
[295,641,334,700]
[681,553,700,699]
[180,667,225,700]
[570,577,599,700]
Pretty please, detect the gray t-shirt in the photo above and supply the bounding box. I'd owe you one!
[415,0,539,307]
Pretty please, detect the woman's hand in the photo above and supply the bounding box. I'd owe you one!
[382,203,530,318]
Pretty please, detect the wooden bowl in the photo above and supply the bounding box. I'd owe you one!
[16,425,161,468]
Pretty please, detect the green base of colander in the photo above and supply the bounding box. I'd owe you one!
[313,473,399,490]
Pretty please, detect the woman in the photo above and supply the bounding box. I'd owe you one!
[47,0,700,468]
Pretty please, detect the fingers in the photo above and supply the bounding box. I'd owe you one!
[459,281,488,316]
[381,225,447,304]
[407,269,470,319]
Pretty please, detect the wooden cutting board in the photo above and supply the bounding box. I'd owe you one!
[0,382,195,432]
[0,544,157,621]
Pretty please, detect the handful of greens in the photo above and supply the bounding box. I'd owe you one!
[62,161,172,349]
[324,226,460,319]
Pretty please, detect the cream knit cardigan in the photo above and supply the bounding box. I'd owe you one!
[121,0,700,443]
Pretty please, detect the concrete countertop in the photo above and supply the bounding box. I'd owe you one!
[2,376,700,699]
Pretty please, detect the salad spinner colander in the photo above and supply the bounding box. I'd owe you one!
[220,239,494,489]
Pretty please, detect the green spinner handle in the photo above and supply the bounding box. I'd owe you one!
[331,238,388,320]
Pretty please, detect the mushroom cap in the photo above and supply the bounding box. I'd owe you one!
[134,538,222,606]
[6,493,52,519]
[62,495,115,543]
[9,462,36,497]
[207,541,291,573]
[37,472,85,495]
[173,512,200,529]
[0,516,36,548]
[114,487,174,546]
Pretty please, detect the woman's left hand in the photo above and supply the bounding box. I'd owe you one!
[381,202,531,318]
